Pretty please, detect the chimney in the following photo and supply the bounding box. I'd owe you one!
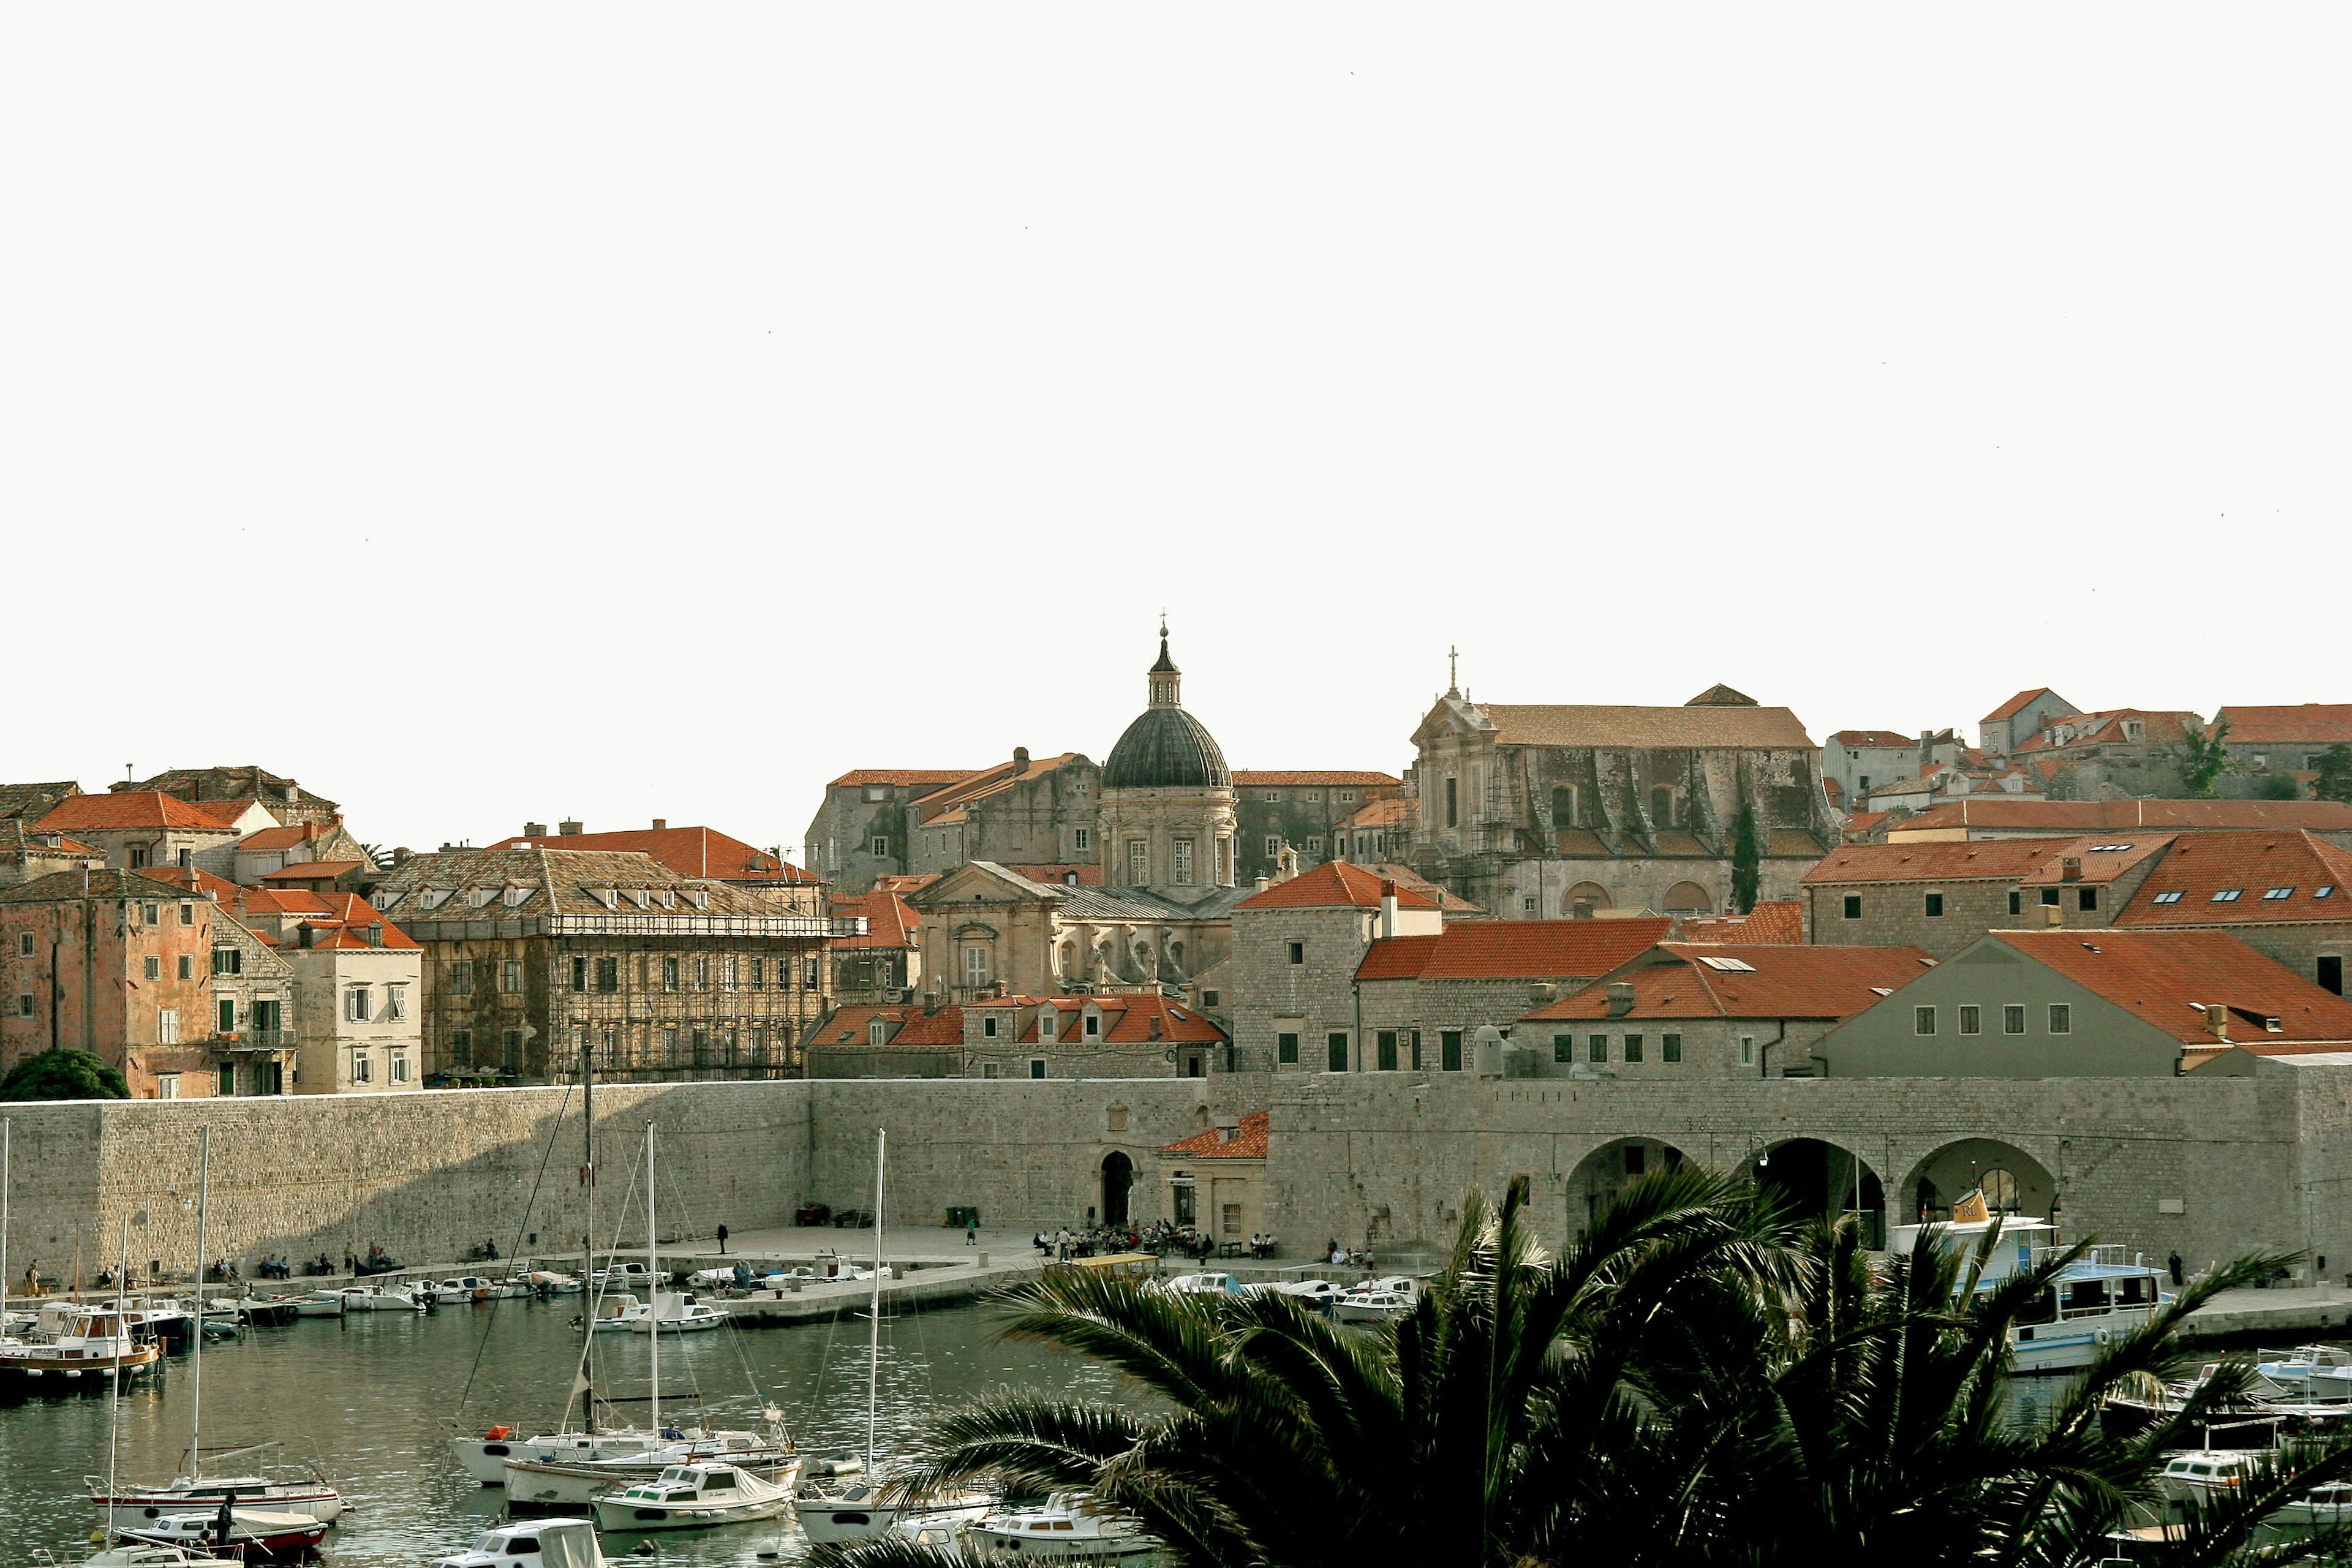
[1014,746,1030,770]
[1254,876,1270,894]
[1530,982,1559,1008]
[1606,981,1636,1018]
[2061,857,2082,882]
[651,819,666,831]
[393,846,411,867]
[2205,1003,2230,1042]
[923,990,940,1016]
[1380,880,1400,939]
[2043,905,2064,927]
[1148,1014,1163,1041]
[559,820,583,836]
[524,822,548,840]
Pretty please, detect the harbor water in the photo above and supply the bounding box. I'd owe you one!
[0,1294,1136,1567]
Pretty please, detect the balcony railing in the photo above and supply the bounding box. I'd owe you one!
[211,1030,298,1052]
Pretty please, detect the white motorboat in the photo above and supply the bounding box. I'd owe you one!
[429,1277,499,1305]
[1154,1272,1254,1298]
[2255,1344,2352,1402]
[1333,1278,1419,1324]
[337,1283,426,1313]
[91,1453,346,1524]
[1266,1279,1343,1311]
[503,1428,799,1509]
[966,1492,1158,1558]
[622,1292,726,1333]
[78,1546,243,1568]
[1889,1209,2169,1376]
[2158,1449,2263,1507]
[117,1505,331,1560]
[287,1293,345,1319]
[0,1303,163,1382]
[452,1426,671,1486]
[2271,1479,2352,1531]
[590,1461,793,1530]
[519,1267,582,1294]
[431,1517,606,1568]
[587,1292,648,1332]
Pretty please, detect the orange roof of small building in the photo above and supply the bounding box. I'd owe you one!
[1159,1110,1270,1160]
[831,889,919,949]
[1805,835,2173,886]
[1235,860,1442,911]
[909,755,1085,820]
[2011,710,2199,753]
[968,992,1227,1046]
[817,1002,967,1048]
[2113,831,2352,928]
[1678,900,1804,944]
[2211,705,2352,745]
[872,873,938,895]
[1840,810,1894,834]
[1831,729,1918,748]
[487,825,815,883]
[1231,771,1401,788]
[1005,864,1105,887]
[1983,688,2059,722]
[1992,929,2352,1044]
[236,821,334,852]
[293,892,420,950]
[1361,864,1483,914]
[258,859,364,883]
[238,886,336,917]
[1358,918,1671,982]
[1525,943,1935,1023]
[38,791,247,833]
[831,769,976,788]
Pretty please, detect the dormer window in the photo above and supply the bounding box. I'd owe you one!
[1040,1010,1057,1039]
[467,888,494,909]
[1084,1012,1101,1039]
[657,889,676,910]
[688,889,709,911]
[503,886,530,908]
[627,889,651,909]
[869,1017,888,1046]
[371,892,396,910]
[418,888,450,911]
[591,888,618,910]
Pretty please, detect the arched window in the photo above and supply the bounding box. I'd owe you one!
[1650,786,1674,826]
[1550,786,1577,827]
[1567,881,1612,915]
[1663,881,1712,913]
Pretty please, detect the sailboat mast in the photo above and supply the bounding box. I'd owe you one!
[646,1122,658,1434]
[867,1128,884,1474]
[1,1117,11,1333]
[581,1036,596,1431]
[106,1208,132,1542]
[191,1124,209,1480]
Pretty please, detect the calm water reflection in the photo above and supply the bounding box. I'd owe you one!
[0,1296,1134,1567]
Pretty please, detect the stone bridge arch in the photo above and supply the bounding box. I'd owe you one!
[1563,1136,1690,1243]
[1899,1138,2059,1227]
[1738,1137,1887,1248]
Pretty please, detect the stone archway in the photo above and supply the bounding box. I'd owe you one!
[1901,1138,2058,1226]
[1567,881,1613,916]
[1101,1151,1134,1227]
[1565,1136,1688,1242]
[1744,1138,1886,1248]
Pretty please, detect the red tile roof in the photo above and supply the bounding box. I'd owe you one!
[1231,772,1401,787]
[872,873,938,895]
[1361,864,1483,914]
[294,892,420,951]
[487,825,815,883]
[909,755,1085,820]
[258,859,364,883]
[1831,730,1918,748]
[830,890,919,949]
[1678,900,1804,944]
[970,992,1227,1045]
[1895,799,2352,834]
[818,1003,967,1047]
[831,769,976,788]
[2113,831,2352,928]
[2211,706,2352,745]
[1525,943,1935,1023]
[237,886,336,917]
[236,822,333,852]
[1357,918,1671,982]
[1994,929,2352,1044]
[1159,1110,1270,1159]
[1806,835,2173,886]
[38,791,248,833]
[2010,709,2199,754]
[1343,797,1413,828]
[1235,861,1441,911]
[1983,688,2059,722]
[132,865,243,900]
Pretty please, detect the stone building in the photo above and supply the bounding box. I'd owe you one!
[1097,628,1238,898]
[2206,705,2352,797]
[369,846,851,1084]
[1352,917,1672,1075]
[1159,1110,1269,1243]
[2004,708,2207,799]
[117,764,340,827]
[1884,797,2352,845]
[0,781,81,823]
[1517,941,1936,1083]
[804,769,976,894]
[961,990,1229,1080]
[907,861,1242,1005]
[233,818,375,885]
[1227,861,1447,1074]
[801,999,967,1078]
[1403,679,1836,921]
[1978,688,2081,761]
[198,899,299,1096]
[490,820,822,911]
[827,888,922,1005]
[281,894,426,1096]
[37,792,274,876]
[903,753,1101,881]
[0,820,102,888]
[2106,829,2352,996]
[1802,836,2172,958]
[1233,772,1404,882]
[0,869,222,1096]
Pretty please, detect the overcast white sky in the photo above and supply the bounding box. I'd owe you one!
[4,8,2342,859]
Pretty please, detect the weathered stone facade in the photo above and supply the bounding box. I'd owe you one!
[804,769,975,894]
[0,869,222,1096]
[1232,773,1404,883]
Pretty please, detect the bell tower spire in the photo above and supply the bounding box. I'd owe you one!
[1148,613,1181,707]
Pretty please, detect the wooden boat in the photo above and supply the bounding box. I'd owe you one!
[0,1303,161,1385]
[116,1506,330,1561]
[590,1462,793,1530]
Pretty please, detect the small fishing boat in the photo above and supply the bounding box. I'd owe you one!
[2157,1449,2263,1507]
[286,1293,345,1319]
[966,1493,1158,1558]
[336,1283,426,1314]
[518,1267,582,1295]
[1333,1278,1417,1324]
[586,1292,647,1332]
[622,1292,726,1334]
[0,1303,162,1385]
[502,1429,799,1510]
[590,1462,793,1530]
[116,1506,331,1561]
[430,1517,607,1568]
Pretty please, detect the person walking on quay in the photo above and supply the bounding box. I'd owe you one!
[965,1221,978,1246]
[716,1224,728,1255]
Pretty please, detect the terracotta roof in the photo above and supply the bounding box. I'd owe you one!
[1477,704,1814,750]
[1357,918,1671,982]
[2211,706,2352,745]
[818,1003,965,1047]
[293,892,420,951]
[38,791,248,833]
[258,859,364,883]
[969,992,1227,1046]
[1840,811,1894,834]
[134,865,243,900]
[1806,835,2173,886]
[1896,799,2352,835]
[486,826,815,883]
[1993,929,2352,1044]
[1362,864,1483,914]
[1231,771,1401,788]
[831,769,976,788]
[1159,1110,1270,1160]
[872,874,938,895]
[0,782,81,821]
[236,886,336,917]
[236,823,330,851]
[1234,861,1441,911]
[1005,864,1105,886]
[831,890,919,949]
[2011,710,2199,753]
[1831,730,1918,748]
[2113,831,2352,928]
[0,868,217,905]
[1983,688,2059,722]
[1525,943,1935,1023]
[1343,798,1413,829]
[910,755,1086,820]
[1678,900,1804,944]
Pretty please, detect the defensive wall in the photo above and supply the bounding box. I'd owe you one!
[0,1063,2345,1284]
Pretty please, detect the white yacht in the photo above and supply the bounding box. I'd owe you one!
[622,1292,725,1334]
[1333,1278,1419,1325]
[2158,1449,2263,1507]
[590,1462,791,1530]
[2255,1344,2352,1402]
[1887,1209,2168,1375]
[431,1518,605,1568]
[502,1427,798,1509]
[0,1303,162,1382]
[451,1427,671,1487]
[336,1283,426,1313]
[966,1493,1158,1558]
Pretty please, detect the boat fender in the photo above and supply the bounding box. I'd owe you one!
[485,1426,513,1440]
[2096,1327,2112,1345]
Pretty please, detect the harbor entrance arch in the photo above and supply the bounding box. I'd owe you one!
[1902,1139,2056,1226]
[1746,1139,1885,1248]
[1101,1151,1133,1227]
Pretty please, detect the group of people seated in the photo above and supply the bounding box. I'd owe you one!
[1245,1233,1279,1259]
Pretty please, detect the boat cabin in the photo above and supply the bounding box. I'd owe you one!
[433,1518,604,1568]
[1885,1216,2060,1284]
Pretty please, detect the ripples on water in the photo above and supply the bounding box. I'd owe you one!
[0,1297,1137,1567]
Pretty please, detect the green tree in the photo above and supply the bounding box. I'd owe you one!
[2179,718,2234,797]
[2315,743,2352,805]
[1731,801,1763,914]
[0,1048,130,1101]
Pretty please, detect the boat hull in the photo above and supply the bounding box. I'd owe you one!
[592,1494,789,1531]
[794,1494,992,1544]
[120,1512,330,1562]
[507,1454,800,1511]
[93,1483,344,1525]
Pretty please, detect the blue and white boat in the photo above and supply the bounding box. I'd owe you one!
[1888,1210,2168,1375]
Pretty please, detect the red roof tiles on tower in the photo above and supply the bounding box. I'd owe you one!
[1235,861,1442,911]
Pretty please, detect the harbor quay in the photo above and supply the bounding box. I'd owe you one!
[2,1057,2347,1302]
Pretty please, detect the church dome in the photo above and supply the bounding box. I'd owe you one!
[1104,705,1231,790]
[1101,623,1231,790]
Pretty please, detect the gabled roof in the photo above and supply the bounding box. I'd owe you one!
[1006,864,1104,887]
[1894,798,2352,835]
[1992,929,2352,1044]
[1234,861,1441,911]
[1983,688,2061,722]
[1805,835,2172,887]
[1232,771,1400,788]
[38,791,247,833]
[1344,797,1413,829]
[372,847,793,921]
[2113,831,2352,928]
[486,825,815,883]
[2010,709,2199,753]
[0,868,213,905]
[258,859,364,883]
[2211,706,2352,745]
[293,893,420,951]
[1357,918,1671,982]
[1831,730,1917,748]
[1524,943,1935,1023]
[1677,900,1804,944]
[1159,1110,1270,1160]
[132,864,243,900]
[1360,863,1483,914]
[1477,703,1814,750]
[831,769,976,789]
[831,889,919,949]
[816,1003,966,1048]
[236,821,334,852]
[911,753,1089,819]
